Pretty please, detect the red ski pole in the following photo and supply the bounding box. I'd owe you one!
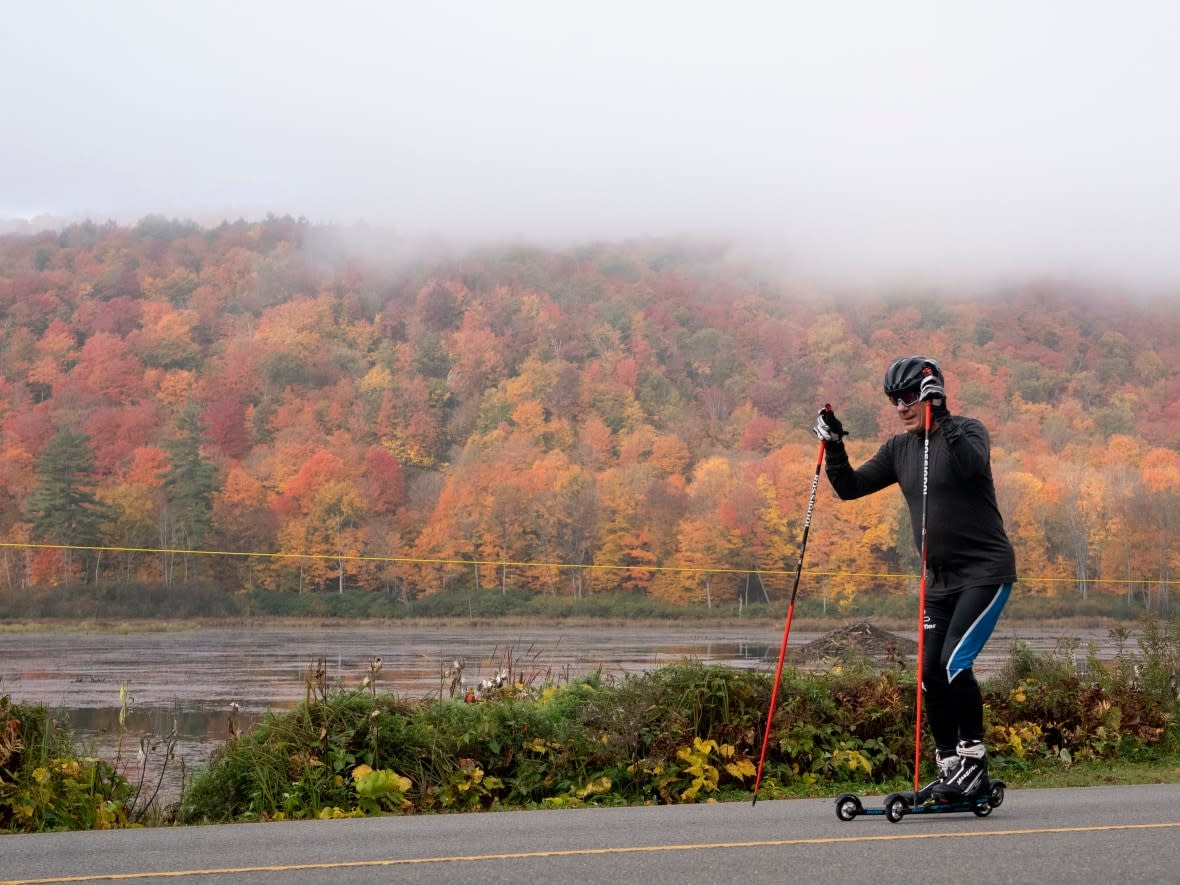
[911,398,933,793]
[751,414,829,806]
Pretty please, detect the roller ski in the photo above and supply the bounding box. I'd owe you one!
[835,741,1006,823]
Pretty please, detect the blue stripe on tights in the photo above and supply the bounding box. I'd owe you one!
[947,583,1012,683]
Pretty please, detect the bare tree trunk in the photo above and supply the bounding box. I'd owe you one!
[159,508,174,588]
[1075,543,1089,600]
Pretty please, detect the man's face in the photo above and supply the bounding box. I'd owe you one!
[889,388,924,434]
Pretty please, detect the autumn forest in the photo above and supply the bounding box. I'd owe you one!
[1,216,1178,611]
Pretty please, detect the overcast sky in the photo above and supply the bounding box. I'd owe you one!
[3,1,1179,290]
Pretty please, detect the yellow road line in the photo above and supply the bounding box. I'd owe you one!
[5,821,1180,884]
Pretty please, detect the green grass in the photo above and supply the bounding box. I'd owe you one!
[999,758,1180,790]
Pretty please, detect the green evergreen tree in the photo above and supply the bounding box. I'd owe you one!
[160,406,218,581]
[27,428,106,583]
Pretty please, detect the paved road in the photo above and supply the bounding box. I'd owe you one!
[2,784,1179,885]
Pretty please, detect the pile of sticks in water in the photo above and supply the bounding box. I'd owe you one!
[792,620,916,666]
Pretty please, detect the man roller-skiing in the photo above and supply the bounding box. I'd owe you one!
[813,356,1017,801]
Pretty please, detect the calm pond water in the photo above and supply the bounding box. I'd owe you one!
[0,621,1132,803]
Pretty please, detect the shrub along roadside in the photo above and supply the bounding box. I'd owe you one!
[3,616,1178,831]
[0,695,133,831]
[179,618,1179,823]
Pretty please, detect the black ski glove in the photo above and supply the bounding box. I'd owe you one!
[919,374,949,418]
[813,405,848,443]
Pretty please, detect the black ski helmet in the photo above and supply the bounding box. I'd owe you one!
[883,356,942,398]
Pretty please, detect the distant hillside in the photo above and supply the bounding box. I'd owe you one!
[1,217,1177,609]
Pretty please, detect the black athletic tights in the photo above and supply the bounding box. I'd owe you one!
[920,583,1012,754]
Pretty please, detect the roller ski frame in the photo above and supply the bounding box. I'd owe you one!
[834,777,1006,823]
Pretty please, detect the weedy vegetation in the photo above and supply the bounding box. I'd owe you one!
[2,615,1178,830]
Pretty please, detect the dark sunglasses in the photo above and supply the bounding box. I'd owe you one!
[888,389,921,407]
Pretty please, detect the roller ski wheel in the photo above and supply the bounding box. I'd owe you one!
[987,780,1006,808]
[835,793,863,821]
[884,792,910,824]
[967,780,1003,816]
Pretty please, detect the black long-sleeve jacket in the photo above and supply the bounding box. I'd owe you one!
[823,414,1017,595]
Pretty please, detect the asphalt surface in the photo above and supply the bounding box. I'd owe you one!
[2,784,1179,885]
